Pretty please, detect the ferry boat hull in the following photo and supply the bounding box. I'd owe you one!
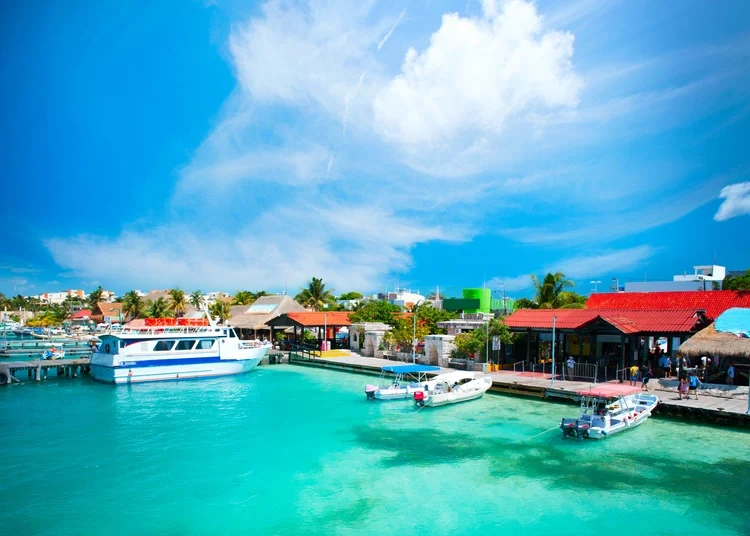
[91,352,265,384]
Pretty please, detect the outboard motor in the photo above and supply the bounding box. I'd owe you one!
[413,391,425,407]
[365,385,377,400]
[560,418,578,439]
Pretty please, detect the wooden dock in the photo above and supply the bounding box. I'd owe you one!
[0,358,91,384]
[289,352,750,427]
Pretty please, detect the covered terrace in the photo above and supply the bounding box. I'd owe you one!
[503,308,708,379]
[267,312,352,350]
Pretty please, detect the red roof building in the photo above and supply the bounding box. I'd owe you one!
[586,291,750,320]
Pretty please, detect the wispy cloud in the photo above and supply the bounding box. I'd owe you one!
[714,182,750,221]
[377,8,406,51]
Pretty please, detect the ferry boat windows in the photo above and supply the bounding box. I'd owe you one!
[195,339,215,350]
[229,329,237,338]
[154,340,176,352]
[174,339,197,351]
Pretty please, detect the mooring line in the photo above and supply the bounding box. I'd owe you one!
[524,425,560,441]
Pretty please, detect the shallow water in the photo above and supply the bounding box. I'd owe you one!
[1,365,748,535]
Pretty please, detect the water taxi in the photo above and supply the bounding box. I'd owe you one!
[90,317,268,384]
[560,390,659,440]
[365,364,441,400]
[413,372,493,408]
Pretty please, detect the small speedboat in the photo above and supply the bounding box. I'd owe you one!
[42,346,65,360]
[413,372,493,408]
[561,391,659,440]
[365,364,441,400]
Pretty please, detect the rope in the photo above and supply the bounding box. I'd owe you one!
[523,425,560,441]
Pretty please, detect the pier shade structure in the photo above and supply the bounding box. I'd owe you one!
[268,312,352,351]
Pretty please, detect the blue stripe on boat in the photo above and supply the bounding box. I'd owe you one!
[114,356,241,368]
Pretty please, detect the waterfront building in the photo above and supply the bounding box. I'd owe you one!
[35,289,86,305]
[441,287,514,315]
[624,264,726,292]
[91,302,124,325]
[228,295,306,340]
[267,312,352,349]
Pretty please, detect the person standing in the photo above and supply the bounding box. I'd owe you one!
[629,363,639,386]
[566,356,575,380]
[659,353,670,378]
[727,362,735,385]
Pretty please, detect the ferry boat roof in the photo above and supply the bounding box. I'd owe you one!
[381,364,441,373]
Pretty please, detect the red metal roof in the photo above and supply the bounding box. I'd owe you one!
[504,308,702,333]
[70,309,92,319]
[586,291,750,320]
[285,312,352,327]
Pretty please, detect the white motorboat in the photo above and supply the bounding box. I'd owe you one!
[413,372,493,408]
[560,391,659,440]
[365,364,442,400]
[90,315,268,385]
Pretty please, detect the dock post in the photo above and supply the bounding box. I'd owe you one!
[28,368,32,379]
[43,368,48,380]
[71,366,78,378]
[35,365,41,381]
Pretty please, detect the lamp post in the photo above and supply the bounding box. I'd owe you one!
[551,315,557,387]
[323,313,327,354]
[590,280,601,293]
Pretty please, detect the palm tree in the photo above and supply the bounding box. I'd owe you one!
[122,290,144,320]
[87,286,104,309]
[189,290,204,309]
[232,290,255,305]
[210,300,231,324]
[169,288,188,318]
[147,297,170,318]
[295,277,335,311]
[530,272,585,308]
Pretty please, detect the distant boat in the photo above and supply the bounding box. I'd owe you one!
[413,372,493,408]
[560,391,659,440]
[42,345,66,360]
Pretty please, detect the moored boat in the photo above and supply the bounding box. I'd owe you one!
[365,364,441,400]
[561,391,659,440]
[413,372,493,408]
[90,316,269,384]
[42,345,66,360]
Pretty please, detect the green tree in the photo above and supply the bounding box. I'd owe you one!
[723,269,750,291]
[295,277,335,311]
[348,299,402,324]
[210,301,231,324]
[122,290,144,320]
[514,297,538,309]
[10,294,28,310]
[168,288,188,317]
[452,318,515,361]
[339,291,364,301]
[146,297,170,318]
[87,286,104,309]
[411,302,458,334]
[233,290,255,305]
[189,290,204,309]
[383,317,429,354]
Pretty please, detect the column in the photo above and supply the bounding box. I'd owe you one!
[619,335,626,383]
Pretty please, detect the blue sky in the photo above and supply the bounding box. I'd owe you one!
[1,0,749,299]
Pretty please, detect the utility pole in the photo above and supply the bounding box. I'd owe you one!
[412,306,417,364]
[551,315,557,388]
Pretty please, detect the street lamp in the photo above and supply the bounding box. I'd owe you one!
[590,280,601,293]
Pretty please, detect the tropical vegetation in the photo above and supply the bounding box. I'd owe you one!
[723,269,750,291]
[189,290,204,309]
[122,290,144,320]
[512,272,586,309]
[147,297,171,319]
[338,291,363,301]
[232,290,267,305]
[87,286,104,309]
[168,288,188,317]
[452,318,516,361]
[295,277,336,311]
[210,300,231,323]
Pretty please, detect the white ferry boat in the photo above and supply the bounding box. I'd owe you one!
[90,317,269,384]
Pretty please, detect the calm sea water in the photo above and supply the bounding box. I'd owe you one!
[1,365,748,535]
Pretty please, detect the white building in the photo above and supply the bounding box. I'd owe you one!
[36,289,87,304]
[384,288,425,310]
[624,265,726,292]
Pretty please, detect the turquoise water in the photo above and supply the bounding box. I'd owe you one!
[1,365,748,535]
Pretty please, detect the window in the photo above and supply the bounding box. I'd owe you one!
[153,340,176,352]
[174,339,197,351]
[195,339,215,350]
[229,329,237,339]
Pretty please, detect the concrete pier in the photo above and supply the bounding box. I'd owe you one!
[0,358,90,385]
[289,352,750,427]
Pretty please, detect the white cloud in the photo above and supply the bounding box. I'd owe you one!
[377,8,406,51]
[373,0,582,151]
[45,205,454,292]
[714,182,750,221]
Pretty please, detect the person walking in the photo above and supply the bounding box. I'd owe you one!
[726,362,735,385]
[687,371,701,400]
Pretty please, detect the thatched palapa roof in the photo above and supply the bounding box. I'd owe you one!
[678,323,750,359]
[227,295,306,330]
